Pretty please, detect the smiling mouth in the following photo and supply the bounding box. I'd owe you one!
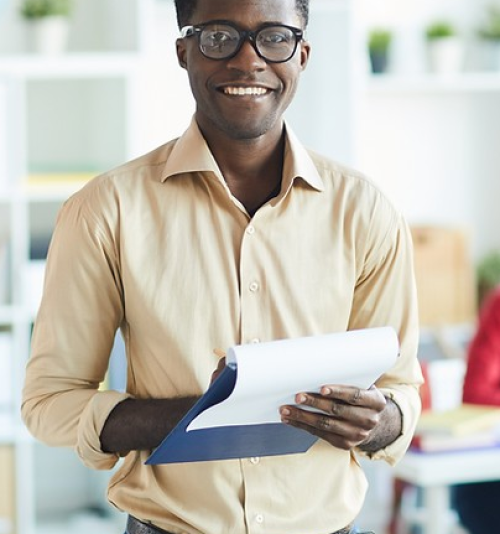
[222,86,270,96]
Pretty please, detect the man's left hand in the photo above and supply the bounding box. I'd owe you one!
[279,385,389,451]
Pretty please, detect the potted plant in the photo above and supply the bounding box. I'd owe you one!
[425,20,463,74]
[368,28,392,74]
[477,5,500,70]
[20,0,72,55]
[476,251,500,308]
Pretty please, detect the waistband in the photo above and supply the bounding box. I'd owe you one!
[126,515,363,534]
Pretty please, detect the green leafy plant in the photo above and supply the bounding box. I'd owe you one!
[368,28,392,54]
[20,0,71,19]
[478,5,500,41]
[367,28,392,74]
[425,21,456,40]
[476,250,500,305]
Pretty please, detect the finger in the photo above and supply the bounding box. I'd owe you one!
[281,404,346,434]
[213,348,226,358]
[319,385,386,409]
[280,405,336,432]
[295,392,349,416]
[210,356,227,384]
[280,407,369,449]
[290,392,383,430]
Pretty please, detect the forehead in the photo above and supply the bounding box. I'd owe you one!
[191,0,301,28]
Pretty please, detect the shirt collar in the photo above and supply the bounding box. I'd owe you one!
[161,117,325,193]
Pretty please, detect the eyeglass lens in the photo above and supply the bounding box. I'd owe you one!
[198,23,299,62]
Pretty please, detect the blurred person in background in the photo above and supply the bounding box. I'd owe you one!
[454,286,500,534]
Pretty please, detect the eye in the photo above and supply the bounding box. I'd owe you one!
[259,27,293,46]
[202,27,238,49]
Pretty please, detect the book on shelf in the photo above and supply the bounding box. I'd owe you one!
[411,403,500,453]
[416,404,500,437]
[411,430,500,453]
[146,326,399,465]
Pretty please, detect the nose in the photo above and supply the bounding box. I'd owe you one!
[226,37,266,71]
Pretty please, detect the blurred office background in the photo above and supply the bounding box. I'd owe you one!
[1,0,500,533]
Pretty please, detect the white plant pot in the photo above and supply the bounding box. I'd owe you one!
[427,37,464,75]
[29,16,69,55]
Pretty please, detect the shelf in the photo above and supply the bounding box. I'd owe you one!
[24,173,95,202]
[0,53,141,79]
[366,71,500,94]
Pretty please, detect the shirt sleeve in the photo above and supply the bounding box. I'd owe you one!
[462,290,500,406]
[349,203,423,465]
[21,177,129,470]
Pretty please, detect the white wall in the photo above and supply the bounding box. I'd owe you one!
[354,0,500,260]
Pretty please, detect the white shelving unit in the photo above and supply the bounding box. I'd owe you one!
[0,1,178,532]
[354,0,500,261]
[357,69,500,260]
[0,68,136,534]
[366,70,500,93]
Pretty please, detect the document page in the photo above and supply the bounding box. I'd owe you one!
[188,326,399,431]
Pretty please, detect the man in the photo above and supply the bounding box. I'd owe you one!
[22,0,423,533]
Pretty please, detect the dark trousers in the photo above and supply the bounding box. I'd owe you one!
[453,480,500,534]
[125,515,375,534]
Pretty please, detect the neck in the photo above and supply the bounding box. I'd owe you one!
[200,123,287,216]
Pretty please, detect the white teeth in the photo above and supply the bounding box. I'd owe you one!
[223,86,268,96]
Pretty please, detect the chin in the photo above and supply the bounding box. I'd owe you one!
[223,118,278,141]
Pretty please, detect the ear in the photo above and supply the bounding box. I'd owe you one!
[176,38,188,70]
[299,40,311,71]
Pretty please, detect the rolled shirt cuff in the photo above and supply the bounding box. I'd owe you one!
[76,390,132,470]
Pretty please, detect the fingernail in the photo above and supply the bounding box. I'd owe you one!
[322,387,331,395]
[296,394,307,404]
[280,407,291,416]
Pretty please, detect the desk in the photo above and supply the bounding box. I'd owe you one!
[393,446,500,534]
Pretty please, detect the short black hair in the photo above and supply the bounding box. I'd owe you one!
[173,0,309,29]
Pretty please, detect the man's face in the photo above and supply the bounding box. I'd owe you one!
[176,0,310,142]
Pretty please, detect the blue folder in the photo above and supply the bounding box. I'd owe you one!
[145,364,317,464]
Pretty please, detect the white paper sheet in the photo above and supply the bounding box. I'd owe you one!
[188,327,399,431]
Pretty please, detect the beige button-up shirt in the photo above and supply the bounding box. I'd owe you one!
[22,119,422,534]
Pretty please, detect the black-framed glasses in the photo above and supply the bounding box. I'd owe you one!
[180,20,304,63]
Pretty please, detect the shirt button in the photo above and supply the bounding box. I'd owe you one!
[249,281,259,292]
[255,514,264,524]
[246,225,256,235]
[250,457,260,464]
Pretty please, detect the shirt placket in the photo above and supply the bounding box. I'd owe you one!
[239,220,264,345]
[238,216,270,533]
